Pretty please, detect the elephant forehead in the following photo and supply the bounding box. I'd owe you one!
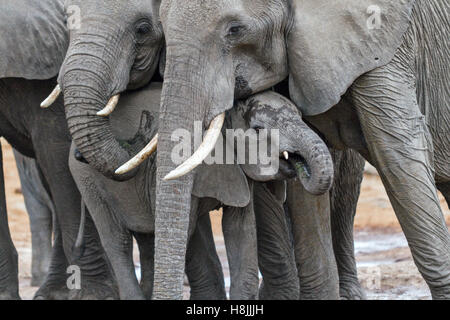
[161,0,236,28]
[247,92,301,119]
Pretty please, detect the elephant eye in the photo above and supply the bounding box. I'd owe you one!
[226,22,246,38]
[136,22,152,36]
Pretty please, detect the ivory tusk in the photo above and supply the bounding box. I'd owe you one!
[115,134,158,175]
[40,85,61,108]
[164,113,225,181]
[283,151,289,160]
[97,95,120,117]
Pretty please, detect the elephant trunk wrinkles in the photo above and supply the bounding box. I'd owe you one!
[60,31,137,180]
[284,119,334,195]
[153,48,206,299]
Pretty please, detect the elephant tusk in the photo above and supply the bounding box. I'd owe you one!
[115,134,159,175]
[40,85,61,108]
[97,95,120,117]
[283,151,289,160]
[164,113,225,181]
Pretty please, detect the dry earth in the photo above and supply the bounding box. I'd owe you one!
[2,139,449,300]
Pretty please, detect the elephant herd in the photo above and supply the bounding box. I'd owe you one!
[0,0,449,300]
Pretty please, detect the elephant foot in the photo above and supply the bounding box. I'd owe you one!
[68,280,118,300]
[34,279,70,300]
[0,291,21,300]
[339,281,366,300]
[259,281,300,300]
[34,286,69,300]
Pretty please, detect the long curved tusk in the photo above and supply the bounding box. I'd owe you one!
[164,113,225,181]
[40,85,61,108]
[115,134,158,175]
[97,95,120,117]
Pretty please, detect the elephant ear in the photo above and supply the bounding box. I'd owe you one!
[193,163,251,208]
[288,0,415,116]
[0,0,68,80]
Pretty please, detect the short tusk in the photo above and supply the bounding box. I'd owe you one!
[283,151,289,160]
[97,95,120,117]
[164,113,225,181]
[115,134,158,175]
[40,85,61,108]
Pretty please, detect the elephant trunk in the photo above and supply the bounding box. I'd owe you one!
[59,29,137,180]
[284,119,333,195]
[152,49,202,299]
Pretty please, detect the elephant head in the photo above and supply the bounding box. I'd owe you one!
[229,91,333,194]
[50,0,164,180]
[148,0,415,298]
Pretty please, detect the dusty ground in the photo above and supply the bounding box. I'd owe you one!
[3,139,449,300]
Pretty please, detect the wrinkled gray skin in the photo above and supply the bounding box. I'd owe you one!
[144,0,449,299]
[70,83,317,299]
[0,0,117,300]
[13,150,54,287]
[58,0,164,181]
[0,78,117,300]
[303,0,450,299]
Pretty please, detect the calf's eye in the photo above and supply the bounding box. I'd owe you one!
[137,23,152,35]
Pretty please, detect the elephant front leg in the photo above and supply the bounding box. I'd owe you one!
[286,180,340,300]
[34,138,117,300]
[222,202,259,300]
[352,63,450,299]
[186,213,227,300]
[329,148,366,299]
[85,206,142,300]
[255,182,300,300]
[34,221,70,300]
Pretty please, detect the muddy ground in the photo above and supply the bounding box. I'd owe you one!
[3,140,449,300]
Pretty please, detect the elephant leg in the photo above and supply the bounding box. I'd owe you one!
[32,139,116,300]
[185,211,226,300]
[0,143,20,300]
[352,62,450,299]
[436,182,450,209]
[222,201,259,299]
[254,182,300,300]
[329,148,366,299]
[34,217,69,300]
[76,199,140,300]
[13,150,53,287]
[286,180,340,300]
[134,232,155,300]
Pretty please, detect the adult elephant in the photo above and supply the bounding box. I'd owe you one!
[133,0,448,299]
[0,0,119,299]
[53,0,164,181]
[70,82,330,299]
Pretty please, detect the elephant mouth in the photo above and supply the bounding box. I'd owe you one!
[279,152,311,180]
